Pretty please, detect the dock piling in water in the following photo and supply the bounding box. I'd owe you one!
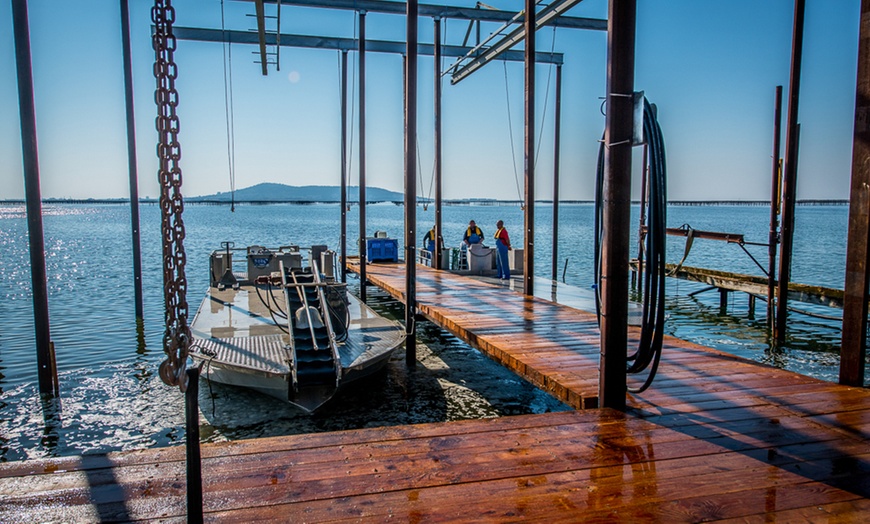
[12,0,57,399]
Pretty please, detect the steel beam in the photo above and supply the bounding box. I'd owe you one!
[404,0,418,366]
[599,0,636,411]
[522,0,535,297]
[120,0,144,321]
[551,63,562,282]
[359,11,368,303]
[12,0,58,399]
[449,0,583,84]
[840,0,870,386]
[768,85,783,329]
[340,50,348,283]
[434,17,443,271]
[239,0,606,30]
[776,0,806,342]
[254,0,268,75]
[172,27,563,64]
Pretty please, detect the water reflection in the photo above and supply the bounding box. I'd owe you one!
[39,397,62,457]
[588,423,658,514]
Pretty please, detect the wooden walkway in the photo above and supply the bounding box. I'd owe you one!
[2,262,869,521]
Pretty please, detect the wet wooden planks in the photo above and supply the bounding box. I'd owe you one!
[2,403,870,522]
[3,262,870,521]
[349,260,603,409]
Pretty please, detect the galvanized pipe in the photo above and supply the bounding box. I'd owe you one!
[404,0,418,366]
[434,17,443,271]
[768,85,783,330]
[522,0,536,296]
[840,0,870,386]
[120,0,144,320]
[551,64,562,282]
[599,0,636,410]
[12,0,58,399]
[776,0,806,342]
[359,11,368,302]
[341,50,348,283]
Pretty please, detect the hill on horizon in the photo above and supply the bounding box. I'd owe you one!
[191,183,404,202]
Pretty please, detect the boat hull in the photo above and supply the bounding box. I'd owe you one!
[189,281,403,412]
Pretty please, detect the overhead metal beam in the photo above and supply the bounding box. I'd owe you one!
[254,0,268,75]
[172,27,563,64]
[239,0,606,30]
[449,0,584,85]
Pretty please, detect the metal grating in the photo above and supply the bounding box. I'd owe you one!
[191,334,290,375]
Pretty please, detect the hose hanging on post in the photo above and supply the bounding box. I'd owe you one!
[594,97,667,393]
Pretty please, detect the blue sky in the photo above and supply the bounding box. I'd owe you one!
[0,0,861,200]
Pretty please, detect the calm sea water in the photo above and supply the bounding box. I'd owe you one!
[0,202,859,461]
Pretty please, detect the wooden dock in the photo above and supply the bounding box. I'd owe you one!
[1,262,869,521]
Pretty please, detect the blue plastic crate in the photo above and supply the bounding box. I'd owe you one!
[366,238,398,263]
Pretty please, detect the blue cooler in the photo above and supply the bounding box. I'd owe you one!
[366,238,398,262]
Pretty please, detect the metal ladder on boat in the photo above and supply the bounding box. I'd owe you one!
[282,262,340,392]
[457,244,470,271]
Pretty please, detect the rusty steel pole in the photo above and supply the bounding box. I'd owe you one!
[434,17,443,271]
[404,0,418,366]
[12,0,58,399]
[522,0,536,296]
[775,0,806,343]
[120,0,144,320]
[840,0,870,387]
[599,0,636,410]
[340,50,348,283]
[551,64,562,282]
[768,86,783,331]
[358,11,368,302]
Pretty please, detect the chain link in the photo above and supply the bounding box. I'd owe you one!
[153,0,191,391]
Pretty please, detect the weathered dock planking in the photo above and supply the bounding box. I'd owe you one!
[349,258,603,410]
[1,262,869,521]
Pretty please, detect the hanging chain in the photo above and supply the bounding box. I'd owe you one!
[153,0,191,391]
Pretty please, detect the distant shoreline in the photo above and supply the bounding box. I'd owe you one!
[0,199,850,206]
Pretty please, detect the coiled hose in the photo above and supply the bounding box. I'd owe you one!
[594,97,667,393]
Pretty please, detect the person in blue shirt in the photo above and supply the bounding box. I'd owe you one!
[463,220,483,246]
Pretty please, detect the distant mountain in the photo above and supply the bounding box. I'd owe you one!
[190,183,404,202]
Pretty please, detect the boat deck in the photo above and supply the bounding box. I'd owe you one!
[189,282,404,373]
[1,263,869,521]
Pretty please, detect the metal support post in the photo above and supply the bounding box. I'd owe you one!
[405,1,418,366]
[12,0,58,399]
[776,0,806,343]
[434,17,443,271]
[840,0,870,386]
[768,86,783,330]
[185,368,203,524]
[551,64,562,282]
[598,0,636,411]
[522,0,536,296]
[358,11,368,302]
[120,0,145,320]
[340,50,348,283]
